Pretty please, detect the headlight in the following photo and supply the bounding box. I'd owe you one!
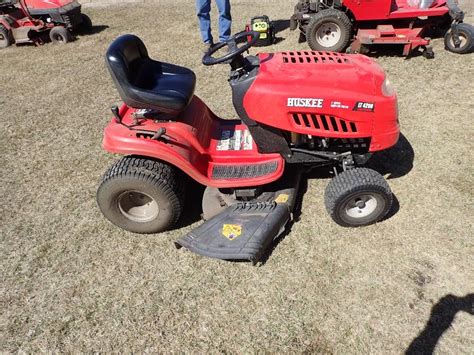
[381,78,396,97]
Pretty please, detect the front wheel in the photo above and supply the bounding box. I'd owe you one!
[325,168,393,227]
[444,23,474,54]
[49,26,73,44]
[97,157,185,234]
[306,9,352,52]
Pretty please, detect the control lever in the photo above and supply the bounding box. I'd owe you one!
[152,127,167,140]
[111,105,121,124]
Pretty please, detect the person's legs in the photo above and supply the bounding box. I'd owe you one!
[196,0,213,44]
[215,0,231,42]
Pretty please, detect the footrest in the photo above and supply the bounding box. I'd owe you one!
[175,202,291,263]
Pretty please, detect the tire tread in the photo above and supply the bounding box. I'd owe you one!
[98,156,185,232]
[325,168,392,227]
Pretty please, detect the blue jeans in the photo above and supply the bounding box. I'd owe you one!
[196,0,231,44]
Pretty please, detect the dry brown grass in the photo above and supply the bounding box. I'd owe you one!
[1,0,473,352]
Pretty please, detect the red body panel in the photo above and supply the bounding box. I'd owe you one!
[344,0,449,21]
[104,51,399,187]
[243,51,399,152]
[23,0,75,10]
[103,97,285,188]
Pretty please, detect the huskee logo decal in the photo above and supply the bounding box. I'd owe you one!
[287,98,324,108]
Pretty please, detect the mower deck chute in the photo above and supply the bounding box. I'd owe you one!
[176,173,301,263]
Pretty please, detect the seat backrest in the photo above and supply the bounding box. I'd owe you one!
[105,34,197,114]
[106,34,149,106]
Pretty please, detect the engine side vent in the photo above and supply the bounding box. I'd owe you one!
[291,113,358,133]
[282,51,350,64]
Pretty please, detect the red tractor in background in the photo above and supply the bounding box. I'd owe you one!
[290,0,473,57]
[0,0,91,48]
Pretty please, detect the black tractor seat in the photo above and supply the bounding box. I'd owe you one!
[106,34,196,115]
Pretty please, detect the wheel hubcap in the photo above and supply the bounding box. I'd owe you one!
[118,190,159,223]
[449,33,468,48]
[345,194,378,219]
[316,23,342,47]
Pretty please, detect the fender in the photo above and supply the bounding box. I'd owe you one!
[103,100,285,188]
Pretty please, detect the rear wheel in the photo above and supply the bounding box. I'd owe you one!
[49,26,73,44]
[0,25,13,49]
[97,156,185,234]
[306,9,352,52]
[325,168,392,227]
[444,23,474,54]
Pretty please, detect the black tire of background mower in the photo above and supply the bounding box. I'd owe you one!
[0,25,13,49]
[444,23,474,54]
[78,13,93,34]
[306,9,352,52]
[97,156,185,234]
[49,26,73,44]
[324,168,393,227]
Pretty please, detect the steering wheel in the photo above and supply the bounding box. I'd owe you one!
[202,31,261,66]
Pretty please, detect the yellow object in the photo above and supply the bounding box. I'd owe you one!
[252,21,268,32]
[275,194,289,204]
[222,224,242,240]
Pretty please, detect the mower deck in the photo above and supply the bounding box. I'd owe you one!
[352,26,430,56]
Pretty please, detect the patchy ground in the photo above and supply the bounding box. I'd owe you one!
[1,0,473,352]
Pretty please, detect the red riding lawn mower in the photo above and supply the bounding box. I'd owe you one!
[97,32,400,263]
[290,0,474,57]
[0,0,91,48]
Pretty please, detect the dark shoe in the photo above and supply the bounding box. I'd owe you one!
[202,41,214,54]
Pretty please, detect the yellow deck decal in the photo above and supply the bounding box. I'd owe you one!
[275,194,289,204]
[222,224,242,241]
